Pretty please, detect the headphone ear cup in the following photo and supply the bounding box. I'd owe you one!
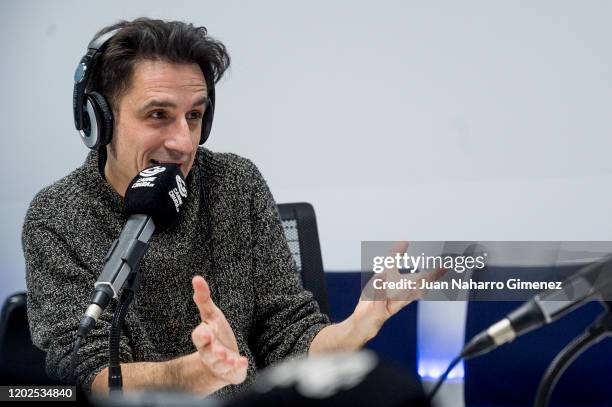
[200,93,214,145]
[86,91,114,148]
[200,110,212,145]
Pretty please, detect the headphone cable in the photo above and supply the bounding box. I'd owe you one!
[68,335,83,385]
[426,354,462,401]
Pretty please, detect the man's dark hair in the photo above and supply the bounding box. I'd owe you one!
[89,17,230,113]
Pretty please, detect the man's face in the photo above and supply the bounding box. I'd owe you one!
[104,59,208,197]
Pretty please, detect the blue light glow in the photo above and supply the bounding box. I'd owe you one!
[418,358,464,382]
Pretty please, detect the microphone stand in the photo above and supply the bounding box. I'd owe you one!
[533,301,612,407]
[108,268,142,393]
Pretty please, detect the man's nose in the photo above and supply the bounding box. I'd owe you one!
[164,117,196,154]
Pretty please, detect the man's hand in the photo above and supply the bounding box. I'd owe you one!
[352,241,447,339]
[189,275,249,393]
[310,241,446,353]
[91,276,248,395]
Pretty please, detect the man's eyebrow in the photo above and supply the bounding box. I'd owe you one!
[192,95,209,108]
[139,96,209,113]
[139,99,176,113]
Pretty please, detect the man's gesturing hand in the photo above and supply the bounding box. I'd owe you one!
[353,241,447,339]
[190,275,248,392]
[310,241,447,354]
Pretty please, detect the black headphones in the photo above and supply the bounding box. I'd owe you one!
[73,28,215,150]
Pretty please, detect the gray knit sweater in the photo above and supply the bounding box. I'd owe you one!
[22,148,330,397]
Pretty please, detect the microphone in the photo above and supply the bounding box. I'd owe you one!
[77,163,188,338]
[462,253,612,359]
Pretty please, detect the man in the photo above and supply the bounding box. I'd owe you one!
[23,18,438,398]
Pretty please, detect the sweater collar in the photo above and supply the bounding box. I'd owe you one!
[81,149,203,234]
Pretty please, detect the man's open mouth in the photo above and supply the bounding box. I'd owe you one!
[150,159,182,166]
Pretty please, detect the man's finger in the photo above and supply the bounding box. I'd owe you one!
[194,340,247,385]
[386,241,409,275]
[429,266,448,281]
[200,341,242,372]
[224,357,249,385]
[192,275,216,321]
[191,322,214,350]
[390,241,409,257]
[196,336,223,366]
[209,346,238,374]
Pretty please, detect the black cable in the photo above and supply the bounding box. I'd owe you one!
[197,150,218,289]
[68,335,82,384]
[108,269,142,392]
[108,286,135,392]
[426,354,462,401]
[197,148,212,243]
[534,311,612,407]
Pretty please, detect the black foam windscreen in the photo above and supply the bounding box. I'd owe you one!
[123,164,188,232]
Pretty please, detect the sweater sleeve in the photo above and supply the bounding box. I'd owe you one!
[246,161,331,367]
[22,214,134,392]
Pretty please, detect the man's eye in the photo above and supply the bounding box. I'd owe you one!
[187,111,203,120]
[150,111,166,119]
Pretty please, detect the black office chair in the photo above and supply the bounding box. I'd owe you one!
[0,292,60,385]
[277,202,330,316]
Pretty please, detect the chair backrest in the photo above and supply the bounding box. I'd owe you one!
[277,202,330,316]
[0,292,59,385]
